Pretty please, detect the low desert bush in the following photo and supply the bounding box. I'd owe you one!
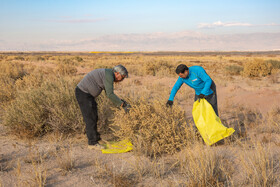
[30,56,45,61]
[178,145,235,186]
[258,107,280,134]
[266,59,280,69]
[0,61,26,80]
[241,144,279,186]
[225,65,243,75]
[243,59,272,77]
[0,77,16,103]
[73,56,84,62]
[54,63,77,76]
[15,74,44,91]
[0,61,27,103]
[2,77,83,138]
[143,61,174,76]
[14,56,25,61]
[111,99,197,157]
[96,93,115,133]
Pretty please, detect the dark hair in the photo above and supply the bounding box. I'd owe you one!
[175,64,188,74]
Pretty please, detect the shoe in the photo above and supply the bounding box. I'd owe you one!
[98,139,108,145]
[88,143,105,150]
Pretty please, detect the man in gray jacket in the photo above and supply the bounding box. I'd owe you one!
[75,65,129,150]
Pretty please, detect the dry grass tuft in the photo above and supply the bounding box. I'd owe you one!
[92,158,135,187]
[29,160,47,187]
[55,145,75,175]
[258,107,280,134]
[15,158,47,187]
[111,99,197,157]
[241,144,280,186]
[177,145,235,186]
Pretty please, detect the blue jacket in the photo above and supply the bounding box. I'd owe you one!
[168,66,213,101]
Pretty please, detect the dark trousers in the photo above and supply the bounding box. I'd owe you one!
[75,86,100,145]
[194,81,219,117]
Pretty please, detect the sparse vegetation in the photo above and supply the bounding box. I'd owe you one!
[0,52,279,186]
[225,65,243,75]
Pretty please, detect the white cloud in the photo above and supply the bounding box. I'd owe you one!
[198,21,280,29]
[198,21,253,28]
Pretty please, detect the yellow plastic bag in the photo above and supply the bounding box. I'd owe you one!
[192,99,235,145]
[101,139,133,154]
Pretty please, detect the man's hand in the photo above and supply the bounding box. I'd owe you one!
[121,99,131,113]
[166,100,173,107]
[198,94,206,99]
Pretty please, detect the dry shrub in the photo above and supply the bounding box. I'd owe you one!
[143,61,173,76]
[96,93,115,133]
[0,61,27,103]
[73,56,84,62]
[267,72,279,84]
[258,107,280,134]
[266,59,280,69]
[243,59,272,77]
[3,77,83,138]
[55,63,77,76]
[14,56,25,61]
[30,56,45,61]
[15,74,44,91]
[241,144,279,186]
[178,146,234,186]
[0,61,26,80]
[111,99,197,157]
[225,65,243,75]
[0,76,16,103]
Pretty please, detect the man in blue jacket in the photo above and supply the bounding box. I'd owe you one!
[166,64,219,116]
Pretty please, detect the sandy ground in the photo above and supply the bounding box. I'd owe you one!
[1,71,280,186]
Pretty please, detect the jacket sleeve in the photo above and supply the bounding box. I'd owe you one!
[198,67,212,95]
[104,70,123,107]
[168,77,183,101]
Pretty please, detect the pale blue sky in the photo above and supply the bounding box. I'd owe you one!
[0,0,279,51]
